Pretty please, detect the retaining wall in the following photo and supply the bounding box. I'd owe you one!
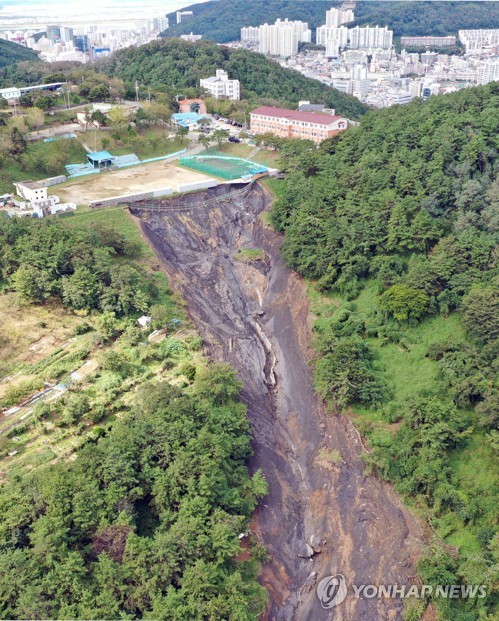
[177,179,218,193]
[89,187,174,208]
[39,175,67,187]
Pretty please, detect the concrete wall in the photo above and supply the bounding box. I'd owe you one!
[177,179,218,193]
[39,175,67,187]
[89,187,174,208]
[151,187,175,198]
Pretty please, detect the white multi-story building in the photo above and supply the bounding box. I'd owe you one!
[325,7,354,28]
[152,17,168,32]
[459,29,499,53]
[60,27,74,42]
[258,19,311,57]
[409,80,423,97]
[241,26,260,43]
[317,25,349,48]
[476,59,499,84]
[401,36,456,47]
[176,11,193,24]
[318,23,392,56]
[200,69,240,100]
[349,26,393,50]
[180,32,202,42]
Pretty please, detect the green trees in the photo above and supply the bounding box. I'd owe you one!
[102,38,368,119]
[271,82,499,619]
[1,217,154,316]
[198,133,212,150]
[381,284,429,321]
[162,1,499,43]
[0,39,38,68]
[0,366,267,619]
[212,128,230,149]
[462,286,499,344]
[274,84,498,308]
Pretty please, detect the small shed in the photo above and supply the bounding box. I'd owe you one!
[87,151,114,169]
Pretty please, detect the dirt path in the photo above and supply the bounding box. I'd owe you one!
[132,183,424,620]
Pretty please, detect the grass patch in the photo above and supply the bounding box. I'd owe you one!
[308,278,496,556]
[78,127,181,160]
[62,207,155,256]
[0,293,87,378]
[234,248,266,262]
[215,142,279,167]
[0,139,87,194]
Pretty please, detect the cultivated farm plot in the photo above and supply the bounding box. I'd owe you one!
[51,159,216,206]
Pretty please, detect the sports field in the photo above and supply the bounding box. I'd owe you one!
[179,153,268,180]
[50,159,215,206]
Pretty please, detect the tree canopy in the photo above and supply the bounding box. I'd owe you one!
[163,0,499,43]
[102,38,368,119]
[0,368,267,619]
[0,39,38,69]
[269,82,499,619]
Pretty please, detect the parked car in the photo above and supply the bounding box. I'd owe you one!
[228,136,241,143]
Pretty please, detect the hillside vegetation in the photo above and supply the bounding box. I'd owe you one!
[164,0,499,43]
[269,83,499,619]
[103,38,368,119]
[0,211,267,619]
[0,39,38,69]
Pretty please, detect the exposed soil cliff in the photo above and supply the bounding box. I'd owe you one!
[131,182,423,620]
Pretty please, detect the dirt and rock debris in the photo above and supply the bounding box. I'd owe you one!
[131,182,424,620]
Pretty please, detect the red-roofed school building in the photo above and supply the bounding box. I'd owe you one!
[250,105,348,143]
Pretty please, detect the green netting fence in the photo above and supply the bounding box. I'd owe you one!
[179,151,268,180]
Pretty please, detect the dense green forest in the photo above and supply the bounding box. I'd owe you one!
[0,368,267,619]
[164,0,499,43]
[102,38,368,119]
[0,39,38,69]
[0,215,268,619]
[0,216,153,313]
[269,83,498,619]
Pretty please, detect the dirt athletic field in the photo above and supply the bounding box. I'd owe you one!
[51,160,215,205]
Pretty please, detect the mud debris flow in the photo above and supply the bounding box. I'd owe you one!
[131,182,424,621]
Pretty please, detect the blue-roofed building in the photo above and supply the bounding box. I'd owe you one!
[172,112,208,129]
[87,151,115,169]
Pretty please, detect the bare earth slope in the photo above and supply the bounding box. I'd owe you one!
[131,182,424,620]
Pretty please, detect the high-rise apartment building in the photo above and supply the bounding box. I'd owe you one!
[258,19,311,57]
[152,17,168,32]
[46,25,61,41]
[176,11,193,24]
[401,36,456,47]
[325,7,354,28]
[241,26,260,43]
[60,27,74,43]
[459,29,499,52]
[476,59,499,84]
[317,25,348,53]
[348,26,393,50]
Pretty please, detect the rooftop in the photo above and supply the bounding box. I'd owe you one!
[298,103,326,112]
[87,150,114,162]
[16,180,43,190]
[251,105,344,125]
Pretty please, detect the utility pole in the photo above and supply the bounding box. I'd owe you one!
[135,81,139,102]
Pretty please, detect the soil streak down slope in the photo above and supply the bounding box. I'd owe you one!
[131,183,424,620]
